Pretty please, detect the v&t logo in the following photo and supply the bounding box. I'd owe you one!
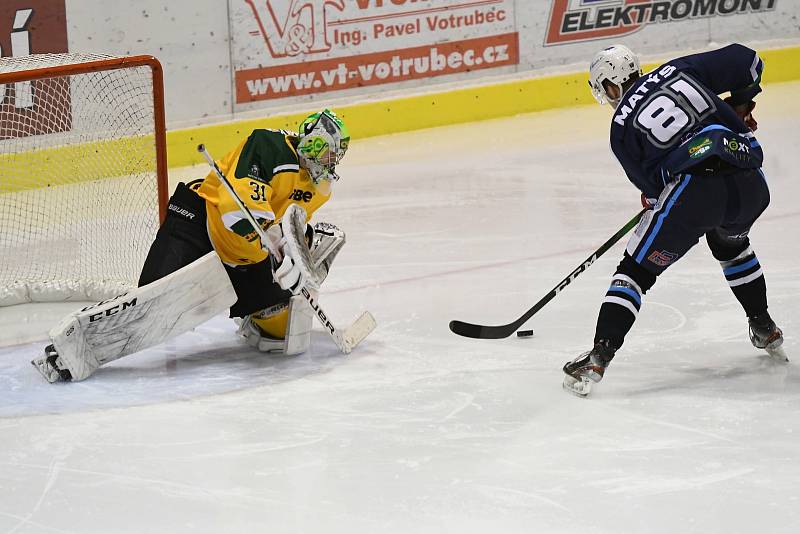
[545,0,777,45]
[244,0,345,58]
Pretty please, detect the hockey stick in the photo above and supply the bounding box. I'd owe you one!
[197,144,375,354]
[449,209,646,339]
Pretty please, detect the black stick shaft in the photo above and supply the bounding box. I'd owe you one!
[449,209,646,339]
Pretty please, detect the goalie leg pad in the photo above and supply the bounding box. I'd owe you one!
[237,315,286,353]
[284,294,313,355]
[238,303,287,353]
[31,251,237,383]
[240,296,312,355]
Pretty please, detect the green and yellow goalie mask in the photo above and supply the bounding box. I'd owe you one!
[297,109,350,184]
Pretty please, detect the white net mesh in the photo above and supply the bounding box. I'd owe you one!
[0,53,163,306]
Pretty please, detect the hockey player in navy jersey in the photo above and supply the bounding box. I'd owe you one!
[563,43,786,397]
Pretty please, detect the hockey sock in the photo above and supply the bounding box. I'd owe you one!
[594,254,656,350]
[718,246,768,317]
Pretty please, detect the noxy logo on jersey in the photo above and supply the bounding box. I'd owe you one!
[545,0,777,45]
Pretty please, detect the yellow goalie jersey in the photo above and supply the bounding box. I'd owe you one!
[195,129,331,266]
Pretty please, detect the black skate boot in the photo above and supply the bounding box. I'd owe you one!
[562,339,616,397]
[748,312,788,362]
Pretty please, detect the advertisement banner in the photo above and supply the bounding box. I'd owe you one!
[0,1,69,139]
[544,0,777,46]
[231,0,518,103]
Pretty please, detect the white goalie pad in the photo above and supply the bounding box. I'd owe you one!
[284,294,313,355]
[236,296,312,356]
[31,251,237,383]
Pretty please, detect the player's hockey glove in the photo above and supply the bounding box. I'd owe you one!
[724,97,757,132]
[264,223,305,294]
[274,251,306,295]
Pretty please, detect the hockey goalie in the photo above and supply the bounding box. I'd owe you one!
[33,109,375,383]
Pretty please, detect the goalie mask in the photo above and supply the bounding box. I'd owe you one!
[588,44,641,108]
[297,109,350,184]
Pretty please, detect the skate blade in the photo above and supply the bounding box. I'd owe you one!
[31,354,65,383]
[766,344,789,363]
[562,375,592,398]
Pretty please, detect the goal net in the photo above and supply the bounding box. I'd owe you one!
[0,53,167,306]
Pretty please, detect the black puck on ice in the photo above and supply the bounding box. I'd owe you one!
[516,330,534,338]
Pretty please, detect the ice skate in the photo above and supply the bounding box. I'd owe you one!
[31,344,73,383]
[236,315,286,353]
[562,340,616,397]
[749,312,788,362]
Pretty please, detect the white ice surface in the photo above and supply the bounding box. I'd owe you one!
[1,82,799,534]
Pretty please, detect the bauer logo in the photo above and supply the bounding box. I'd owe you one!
[0,1,69,139]
[545,0,777,45]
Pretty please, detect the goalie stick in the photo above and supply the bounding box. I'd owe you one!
[449,209,646,340]
[197,144,375,354]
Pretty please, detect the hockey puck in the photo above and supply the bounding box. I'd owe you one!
[516,330,534,338]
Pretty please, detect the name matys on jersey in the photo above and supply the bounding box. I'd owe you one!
[609,44,764,199]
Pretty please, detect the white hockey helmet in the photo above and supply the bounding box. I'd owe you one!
[588,44,641,108]
[297,109,350,184]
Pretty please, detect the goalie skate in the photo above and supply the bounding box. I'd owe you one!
[31,344,73,383]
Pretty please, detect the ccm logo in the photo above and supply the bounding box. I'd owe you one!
[555,255,597,294]
[88,298,138,322]
[289,189,313,202]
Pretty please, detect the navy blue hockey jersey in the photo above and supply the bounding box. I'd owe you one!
[609,44,764,199]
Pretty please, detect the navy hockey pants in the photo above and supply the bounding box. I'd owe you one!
[626,167,770,275]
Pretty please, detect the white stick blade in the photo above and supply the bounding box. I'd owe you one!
[343,311,376,352]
